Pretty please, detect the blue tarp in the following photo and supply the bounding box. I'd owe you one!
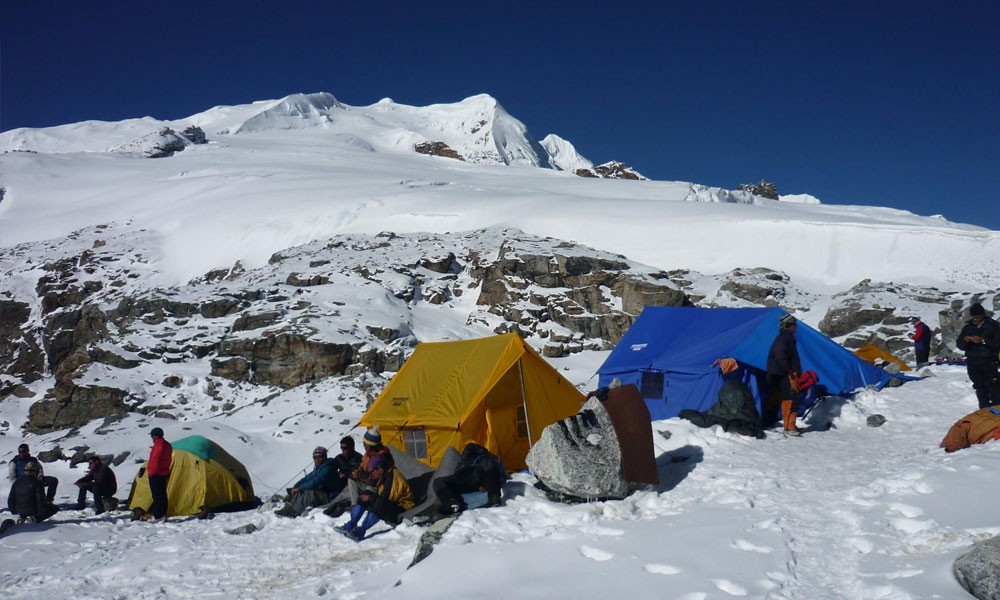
[596,307,899,421]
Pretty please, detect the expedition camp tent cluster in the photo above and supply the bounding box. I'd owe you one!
[361,309,909,472]
[596,307,899,421]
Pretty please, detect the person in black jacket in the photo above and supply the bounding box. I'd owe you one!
[767,313,803,435]
[8,443,58,502]
[956,303,1000,409]
[8,461,58,524]
[74,456,118,514]
[433,443,504,515]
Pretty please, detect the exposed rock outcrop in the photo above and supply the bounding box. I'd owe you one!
[414,142,465,161]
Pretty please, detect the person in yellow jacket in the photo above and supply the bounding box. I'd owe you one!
[337,454,413,541]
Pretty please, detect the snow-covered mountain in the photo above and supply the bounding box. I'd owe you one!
[1,91,995,290]
[1,92,1000,600]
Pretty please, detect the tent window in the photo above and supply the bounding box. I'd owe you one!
[516,405,529,438]
[403,428,428,459]
[640,370,664,399]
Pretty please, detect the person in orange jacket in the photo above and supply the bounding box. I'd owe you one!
[147,427,172,521]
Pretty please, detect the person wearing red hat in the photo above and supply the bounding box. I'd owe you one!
[957,303,1000,408]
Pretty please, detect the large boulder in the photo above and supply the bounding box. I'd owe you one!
[526,396,629,499]
[955,534,1000,599]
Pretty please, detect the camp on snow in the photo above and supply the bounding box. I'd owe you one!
[596,306,901,421]
[358,333,585,471]
[128,435,256,517]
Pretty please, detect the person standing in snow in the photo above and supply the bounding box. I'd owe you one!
[767,313,803,435]
[337,454,413,542]
[146,427,172,521]
[8,443,59,503]
[956,303,1000,409]
[908,316,933,367]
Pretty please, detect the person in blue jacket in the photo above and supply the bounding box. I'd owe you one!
[276,446,341,517]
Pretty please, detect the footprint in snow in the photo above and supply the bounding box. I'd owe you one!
[847,537,875,554]
[712,578,749,596]
[644,563,681,575]
[579,545,613,561]
[731,538,773,553]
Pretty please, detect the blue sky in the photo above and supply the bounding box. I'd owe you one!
[3,1,998,229]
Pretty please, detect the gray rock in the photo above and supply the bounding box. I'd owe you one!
[526,397,628,499]
[225,523,260,535]
[866,414,887,428]
[955,534,1000,599]
[408,515,458,568]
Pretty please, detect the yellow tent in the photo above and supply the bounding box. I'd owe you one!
[853,344,911,372]
[358,333,585,471]
[128,435,255,517]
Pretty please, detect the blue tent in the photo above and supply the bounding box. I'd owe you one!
[596,307,898,421]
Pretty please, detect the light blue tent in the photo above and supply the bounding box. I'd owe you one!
[596,307,899,421]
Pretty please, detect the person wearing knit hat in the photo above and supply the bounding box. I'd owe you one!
[274,444,342,518]
[353,427,393,487]
[362,428,382,447]
[767,313,803,435]
[957,303,1000,408]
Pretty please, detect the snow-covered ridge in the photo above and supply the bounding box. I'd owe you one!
[541,134,594,172]
[0,92,560,169]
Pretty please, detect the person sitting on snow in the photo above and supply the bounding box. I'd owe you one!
[352,427,393,485]
[337,454,414,541]
[275,446,341,517]
[433,442,503,515]
[8,443,58,504]
[74,455,118,514]
[322,429,393,517]
[8,461,58,524]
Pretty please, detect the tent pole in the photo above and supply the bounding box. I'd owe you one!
[518,358,533,447]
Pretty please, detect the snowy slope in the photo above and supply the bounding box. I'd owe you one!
[0,366,994,600]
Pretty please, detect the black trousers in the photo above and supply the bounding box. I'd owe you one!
[77,485,109,512]
[149,475,169,518]
[968,361,1000,409]
[433,468,502,507]
[915,346,930,366]
[358,492,403,526]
